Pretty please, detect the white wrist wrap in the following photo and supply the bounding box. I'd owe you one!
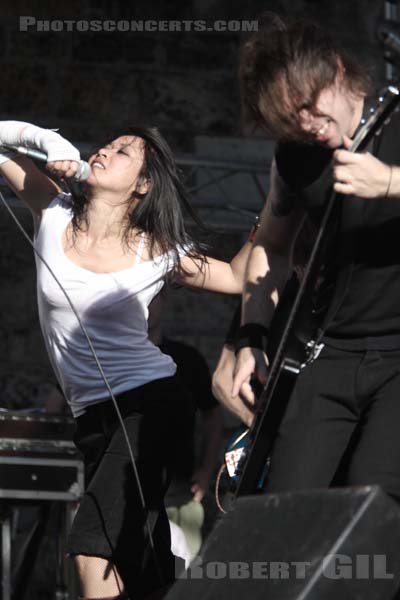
[0,120,80,165]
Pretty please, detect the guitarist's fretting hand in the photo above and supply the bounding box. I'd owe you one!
[232,346,269,404]
[333,135,393,198]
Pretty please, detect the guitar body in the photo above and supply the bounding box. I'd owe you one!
[225,275,309,495]
[226,316,307,496]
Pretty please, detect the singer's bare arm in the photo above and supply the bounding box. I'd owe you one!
[0,156,64,222]
[0,120,81,220]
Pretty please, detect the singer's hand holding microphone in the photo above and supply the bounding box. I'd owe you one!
[46,158,90,181]
[0,120,91,182]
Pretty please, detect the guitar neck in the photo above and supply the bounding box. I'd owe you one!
[351,85,400,152]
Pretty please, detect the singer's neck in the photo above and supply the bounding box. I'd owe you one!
[85,192,139,242]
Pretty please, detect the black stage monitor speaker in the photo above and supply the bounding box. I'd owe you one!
[167,486,400,600]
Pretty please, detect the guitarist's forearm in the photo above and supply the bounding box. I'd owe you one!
[242,242,292,328]
[240,164,305,328]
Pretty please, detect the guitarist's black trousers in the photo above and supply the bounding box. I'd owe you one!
[265,343,400,502]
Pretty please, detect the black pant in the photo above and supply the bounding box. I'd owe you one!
[67,375,194,599]
[266,344,400,500]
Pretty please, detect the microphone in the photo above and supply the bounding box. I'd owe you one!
[377,19,400,60]
[0,144,91,182]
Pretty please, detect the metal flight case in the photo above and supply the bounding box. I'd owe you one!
[0,410,84,600]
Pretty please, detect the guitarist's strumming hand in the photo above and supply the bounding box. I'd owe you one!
[333,135,394,198]
[232,346,269,405]
[212,344,255,427]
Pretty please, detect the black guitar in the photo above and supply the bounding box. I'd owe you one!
[225,84,400,498]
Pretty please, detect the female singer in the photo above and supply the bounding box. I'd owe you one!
[0,121,250,600]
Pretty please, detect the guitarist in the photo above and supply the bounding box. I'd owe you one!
[216,14,400,502]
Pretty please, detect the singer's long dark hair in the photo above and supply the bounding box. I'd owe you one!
[69,126,208,277]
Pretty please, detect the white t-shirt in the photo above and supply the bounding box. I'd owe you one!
[34,193,185,417]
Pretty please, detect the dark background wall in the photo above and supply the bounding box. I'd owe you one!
[0,0,391,409]
[0,0,387,144]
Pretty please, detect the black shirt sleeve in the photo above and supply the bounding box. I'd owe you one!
[275,141,334,191]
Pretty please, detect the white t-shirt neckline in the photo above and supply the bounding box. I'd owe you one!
[57,214,171,277]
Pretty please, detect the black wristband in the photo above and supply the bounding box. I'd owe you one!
[235,323,269,355]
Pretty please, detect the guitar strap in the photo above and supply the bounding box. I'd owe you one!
[313,133,382,345]
[290,159,349,348]
[312,195,354,346]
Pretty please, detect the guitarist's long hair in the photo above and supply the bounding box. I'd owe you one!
[239,13,371,141]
